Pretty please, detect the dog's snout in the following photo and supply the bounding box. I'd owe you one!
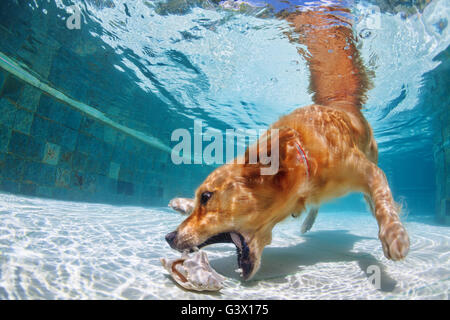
[165,231,178,247]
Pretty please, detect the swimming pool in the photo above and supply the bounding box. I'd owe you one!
[0,0,448,299]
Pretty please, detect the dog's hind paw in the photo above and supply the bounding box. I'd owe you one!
[301,208,318,234]
[379,221,410,261]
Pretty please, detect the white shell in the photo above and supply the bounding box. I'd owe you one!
[168,198,194,215]
[161,251,225,291]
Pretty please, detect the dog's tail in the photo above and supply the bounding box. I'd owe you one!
[282,6,373,112]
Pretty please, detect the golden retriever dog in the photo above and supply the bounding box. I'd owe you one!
[166,6,410,280]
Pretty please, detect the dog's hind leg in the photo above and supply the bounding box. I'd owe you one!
[301,207,319,234]
[168,198,194,215]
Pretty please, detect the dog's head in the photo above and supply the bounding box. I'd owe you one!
[166,128,310,280]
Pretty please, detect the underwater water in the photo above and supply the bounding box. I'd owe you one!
[0,0,449,299]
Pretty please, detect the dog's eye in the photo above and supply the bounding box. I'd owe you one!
[200,191,213,205]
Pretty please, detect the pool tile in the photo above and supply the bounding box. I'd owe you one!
[84,174,97,193]
[58,148,73,169]
[76,133,94,155]
[72,152,88,171]
[46,121,65,145]
[0,75,23,102]
[96,158,109,176]
[70,171,96,193]
[30,115,50,141]
[85,156,99,174]
[60,127,78,151]
[55,167,71,187]
[37,94,52,118]
[63,108,82,131]
[117,180,134,196]
[1,154,25,181]
[103,126,117,145]
[106,177,117,194]
[22,161,40,184]
[17,85,41,112]
[108,162,120,180]
[8,131,44,161]
[0,98,16,127]
[96,140,112,159]
[119,167,134,182]
[123,136,138,154]
[39,164,57,186]
[0,124,11,153]
[80,117,103,138]
[22,161,56,187]
[13,107,34,134]
[42,142,61,165]
[133,170,145,184]
[37,95,65,123]
[71,171,84,189]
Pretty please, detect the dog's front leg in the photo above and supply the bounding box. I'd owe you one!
[168,198,194,215]
[364,163,410,261]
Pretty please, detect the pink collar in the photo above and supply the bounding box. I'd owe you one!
[295,140,310,179]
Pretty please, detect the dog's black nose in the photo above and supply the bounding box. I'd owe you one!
[165,231,178,247]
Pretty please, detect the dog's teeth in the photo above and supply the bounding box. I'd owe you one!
[235,268,243,274]
[230,232,242,250]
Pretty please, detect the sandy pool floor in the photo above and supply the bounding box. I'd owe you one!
[0,193,448,299]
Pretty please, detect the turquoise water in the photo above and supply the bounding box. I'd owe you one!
[0,0,448,299]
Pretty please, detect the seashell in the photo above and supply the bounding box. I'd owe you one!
[168,198,194,215]
[161,250,225,291]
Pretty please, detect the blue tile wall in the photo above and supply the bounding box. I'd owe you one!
[0,72,211,207]
[0,1,218,206]
[424,48,450,224]
[0,0,215,207]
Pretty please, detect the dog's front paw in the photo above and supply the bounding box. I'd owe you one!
[379,221,410,261]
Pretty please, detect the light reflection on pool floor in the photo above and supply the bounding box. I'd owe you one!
[0,193,448,299]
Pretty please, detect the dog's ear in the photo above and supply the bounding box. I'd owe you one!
[244,127,300,166]
[243,127,301,190]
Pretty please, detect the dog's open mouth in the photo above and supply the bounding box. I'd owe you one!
[192,232,253,280]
